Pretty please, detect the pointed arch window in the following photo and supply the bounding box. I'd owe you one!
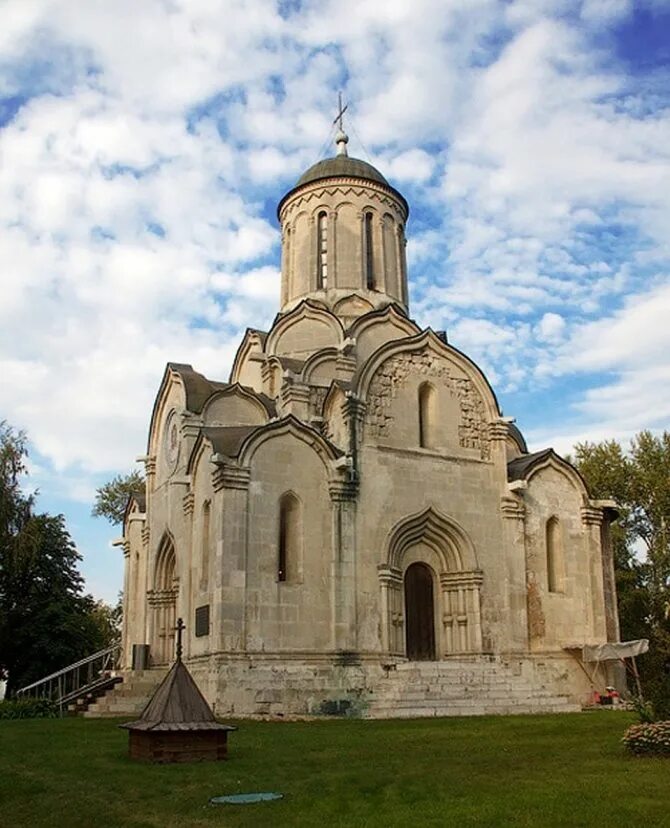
[200,500,211,590]
[278,491,302,583]
[155,533,176,592]
[365,212,375,290]
[546,516,563,593]
[317,211,328,290]
[418,382,437,449]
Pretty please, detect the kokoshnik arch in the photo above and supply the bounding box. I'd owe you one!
[118,124,622,717]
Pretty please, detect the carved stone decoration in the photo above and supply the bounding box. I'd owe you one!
[365,350,490,459]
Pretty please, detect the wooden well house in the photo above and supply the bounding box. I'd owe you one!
[121,619,236,763]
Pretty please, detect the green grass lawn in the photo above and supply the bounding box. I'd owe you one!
[1,712,668,827]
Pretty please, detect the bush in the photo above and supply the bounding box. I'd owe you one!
[623,720,670,756]
[0,698,59,720]
[631,695,657,723]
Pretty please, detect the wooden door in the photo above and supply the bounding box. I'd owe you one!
[404,563,436,660]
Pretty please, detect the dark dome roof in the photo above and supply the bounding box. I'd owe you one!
[296,155,390,187]
[278,153,408,219]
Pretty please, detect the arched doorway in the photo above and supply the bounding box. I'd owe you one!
[404,562,436,661]
[148,533,177,665]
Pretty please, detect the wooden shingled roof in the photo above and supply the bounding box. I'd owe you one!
[121,620,235,734]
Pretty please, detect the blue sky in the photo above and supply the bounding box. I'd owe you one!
[1,0,669,604]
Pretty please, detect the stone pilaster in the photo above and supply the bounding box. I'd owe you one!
[377,565,404,655]
[211,460,251,652]
[343,392,366,464]
[581,504,608,641]
[440,570,484,655]
[279,379,311,420]
[329,480,359,652]
[144,455,156,492]
[500,494,529,652]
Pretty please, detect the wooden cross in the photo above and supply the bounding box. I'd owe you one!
[175,617,185,661]
[333,91,348,130]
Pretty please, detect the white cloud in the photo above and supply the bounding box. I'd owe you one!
[0,0,668,601]
[536,312,566,342]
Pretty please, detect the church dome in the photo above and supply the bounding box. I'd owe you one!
[296,155,390,188]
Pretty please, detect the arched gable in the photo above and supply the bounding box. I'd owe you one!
[229,328,267,390]
[147,364,189,456]
[384,507,479,573]
[355,328,500,421]
[185,430,212,478]
[237,415,341,473]
[202,384,270,427]
[301,348,338,386]
[509,449,590,500]
[266,300,344,359]
[348,304,419,364]
[333,294,375,322]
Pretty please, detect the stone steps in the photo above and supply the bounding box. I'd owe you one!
[83,669,167,718]
[364,659,580,719]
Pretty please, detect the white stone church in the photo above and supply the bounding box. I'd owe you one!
[118,127,621,717]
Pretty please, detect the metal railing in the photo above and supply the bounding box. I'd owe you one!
[16,641,122,714]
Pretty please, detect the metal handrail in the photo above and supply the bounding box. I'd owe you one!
[16,642,121,695]
[16,641,122,711]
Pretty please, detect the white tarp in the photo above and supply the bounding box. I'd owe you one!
[582,640,649,662]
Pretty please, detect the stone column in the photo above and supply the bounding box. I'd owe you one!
[329,209,337,290]
[119,540,131,667]
[279,379,311,420]
[181,491,194,658]
[309,214,317,291]
[439,571,483,655]
[280,227,289,307]
[581,505,608,642]
[140,524,150,650]
[377,565,404,655]
[144,455,156,494]
[357,210,366,288]
[212,463,251,652]
[377,214,388,293]
[500,493,529,652]
[329,479,359,652]
[598,505,621,642]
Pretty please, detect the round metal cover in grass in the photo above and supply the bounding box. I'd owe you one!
[210,792,283,805]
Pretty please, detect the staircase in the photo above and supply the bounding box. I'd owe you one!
[82,669,167,718]
[17,642,122,715]
[365,658,580,718]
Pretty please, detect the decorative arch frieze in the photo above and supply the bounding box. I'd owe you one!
[279,181,407,225]
[378,507,483,658]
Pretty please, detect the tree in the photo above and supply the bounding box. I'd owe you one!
[0,422,116,695]
[572,431,670,717]
[92,470,144,525]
